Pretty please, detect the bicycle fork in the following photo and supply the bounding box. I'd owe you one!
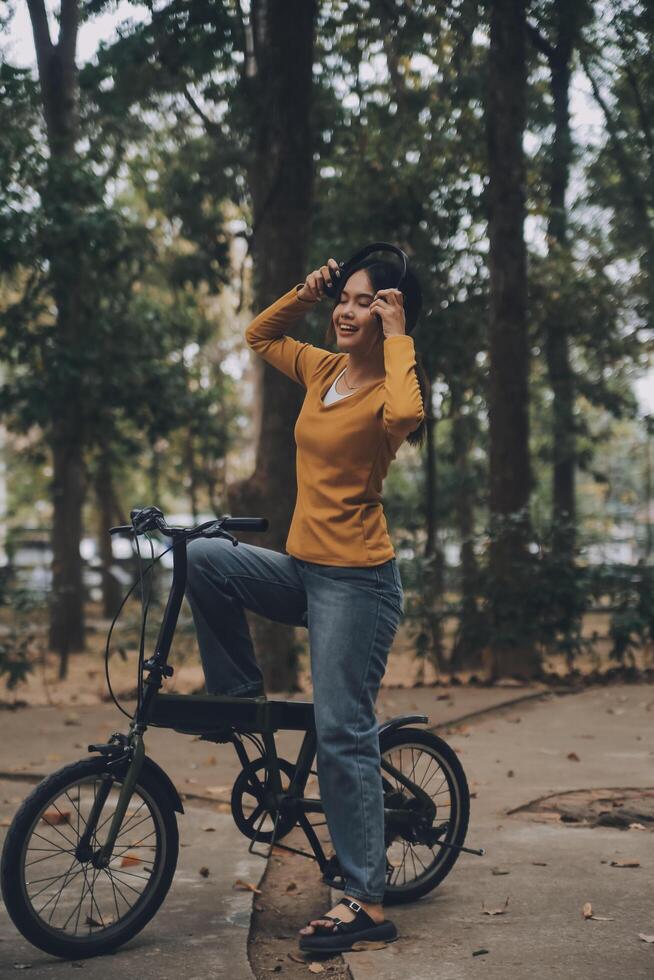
[83,731,146,869]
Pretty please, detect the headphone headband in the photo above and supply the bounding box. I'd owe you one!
[322,242,409,299]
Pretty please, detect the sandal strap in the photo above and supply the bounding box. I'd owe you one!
[306,914,341,936]
[330,900,377,933]
[306,901,378,936]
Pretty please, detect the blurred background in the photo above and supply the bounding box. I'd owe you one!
[0,0,652,703]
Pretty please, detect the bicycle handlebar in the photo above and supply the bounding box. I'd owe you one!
[109,506,268,540]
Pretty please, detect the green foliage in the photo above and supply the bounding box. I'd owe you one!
[0,576,38,690]
[588,561,654,665]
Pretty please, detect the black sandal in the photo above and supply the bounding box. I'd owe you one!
[298,898,398,954]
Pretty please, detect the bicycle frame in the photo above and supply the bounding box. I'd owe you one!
[88,527,446,873]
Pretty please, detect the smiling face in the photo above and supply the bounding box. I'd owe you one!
[331,269,384,354]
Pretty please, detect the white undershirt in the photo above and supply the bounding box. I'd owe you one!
[322,367,356,406]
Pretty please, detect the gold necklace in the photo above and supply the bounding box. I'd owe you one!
[342,368,362,390]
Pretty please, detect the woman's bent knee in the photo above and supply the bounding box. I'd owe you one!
[186,537,227,591]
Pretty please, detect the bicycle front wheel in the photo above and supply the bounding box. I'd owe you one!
[1,755,179,959]
[381,727,470,905]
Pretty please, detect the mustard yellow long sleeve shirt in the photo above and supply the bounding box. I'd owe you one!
[244,283,425,566]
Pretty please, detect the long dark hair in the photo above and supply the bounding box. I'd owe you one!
[322,257,431,448]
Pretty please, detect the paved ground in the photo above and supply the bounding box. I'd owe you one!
[341,684,654,980]
[0,682,652,978]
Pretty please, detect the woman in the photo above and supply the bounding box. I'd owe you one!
[185,255,428,954]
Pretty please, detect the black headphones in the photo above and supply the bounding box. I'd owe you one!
[322,241,409,300]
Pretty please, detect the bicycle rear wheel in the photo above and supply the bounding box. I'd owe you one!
[1,756,179,959]
[381,727,470,905]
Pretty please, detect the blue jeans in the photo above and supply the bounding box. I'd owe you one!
[185,537,404,903]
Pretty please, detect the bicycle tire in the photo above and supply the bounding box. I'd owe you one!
[1,755,179,959]
[380,727,470,905]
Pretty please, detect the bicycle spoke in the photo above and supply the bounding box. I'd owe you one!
[45,857,82,924]
[382,738,464,892]
[26,850,75,869]
[103,865,143,898]
[39,810,77,851]
[102,866,134,912]
[33,859,83,910]
[17,772,165,943]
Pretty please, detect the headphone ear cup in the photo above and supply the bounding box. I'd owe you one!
[324,261,345,299]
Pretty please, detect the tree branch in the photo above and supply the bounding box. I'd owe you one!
[580,47,654,247]
[608,2,654,169]
[58,0,79,65]
[26,0,53,67]
[526,20,555,64]
[183,86,222,136]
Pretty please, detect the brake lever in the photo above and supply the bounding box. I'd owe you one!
[202,524,239,546]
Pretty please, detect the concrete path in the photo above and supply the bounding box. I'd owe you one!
[341,684,654,980]
[0,683,538,977]
[0,777,263,979]
[2,682,651,978]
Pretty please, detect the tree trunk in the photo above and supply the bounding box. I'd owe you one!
[486,0,539,680]
[49,435,86,676]
[546,46,576,560]
[227,0,318,693]
[422,384,445,674]
[28,0,87,672]
[95,456,123,620]
[449,391,484,672]
[529,1,587,562]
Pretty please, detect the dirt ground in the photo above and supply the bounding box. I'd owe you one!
[2,599,652,710]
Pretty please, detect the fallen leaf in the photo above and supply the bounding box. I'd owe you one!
[506,770,514,778]
[349,941,388,950]
[483,896,509,915]
[472,949,489,957]
[0,817,10,827]
[638,934,654,943]
[491,868,510,876]
[308,964,325,974]
[233,879,262,894]
[84,914,103,928]
[532,861,548,866]
[286,881,297,892]
[215,803,231,814]
[120,853,141,868]
[287,952,308,963]
[567,752,580,762]
[610,859,640,868]
[202,826,216,832]
[41,809,70,826]
[204,756,217,766]
[199,866,210,878]
[582,902,613,921]
[629,823,647,831]
[63,714,81,726]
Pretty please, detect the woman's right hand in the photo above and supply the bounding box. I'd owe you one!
[297,258,341,302]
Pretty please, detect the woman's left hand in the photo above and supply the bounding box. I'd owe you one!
[369,288,406,338]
